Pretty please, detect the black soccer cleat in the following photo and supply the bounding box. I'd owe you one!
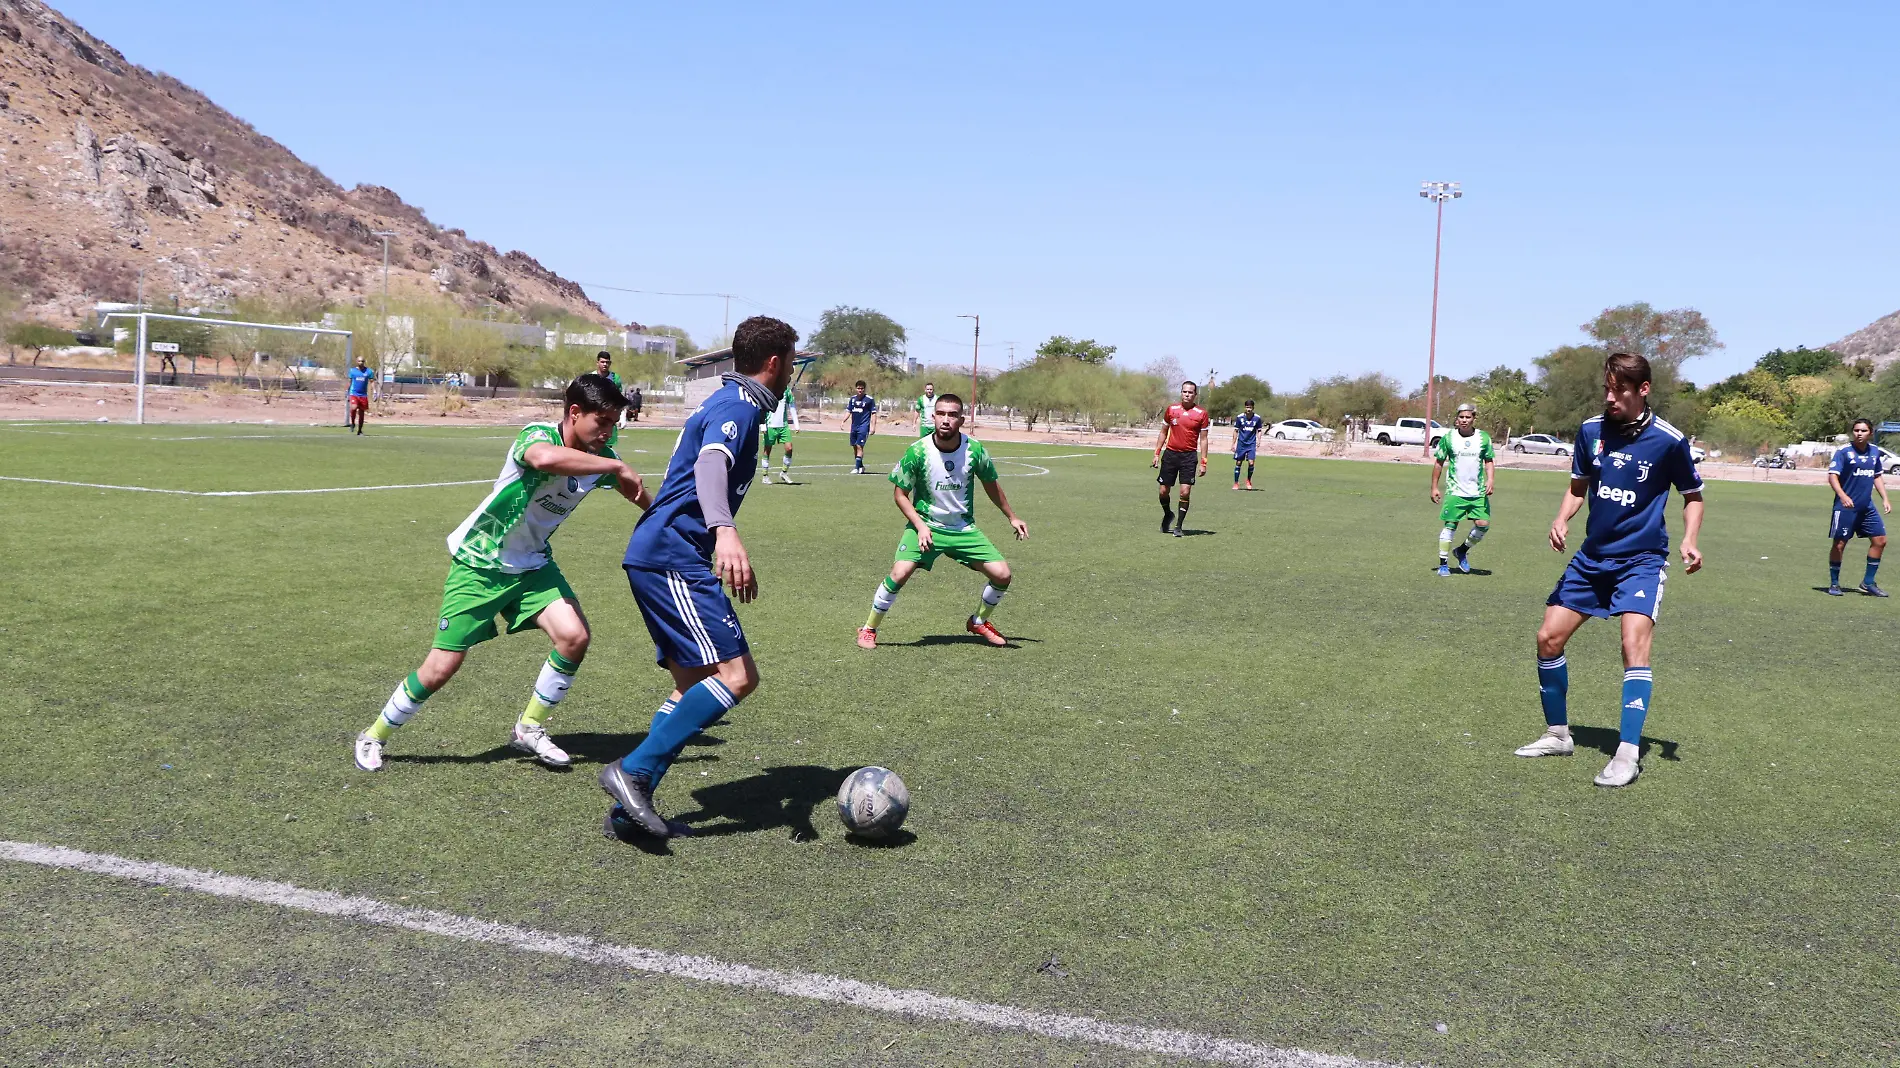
[1860,583,1890,598]
[598,763,670,837]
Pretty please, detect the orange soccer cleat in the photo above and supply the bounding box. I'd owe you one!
[856,626,878,649]
[966,617,1009,647]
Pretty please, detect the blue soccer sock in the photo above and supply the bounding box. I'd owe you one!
[1831,561,1842,587]
[1233,459,1242,483]
[1619,666,1653,745]
[646,697,678,734]
[621,678,737,786]
[1537,656,1568,728]
[1865,556,1882,588]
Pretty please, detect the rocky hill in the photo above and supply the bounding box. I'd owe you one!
[1827,309,1900,373]
[0,0,606,325]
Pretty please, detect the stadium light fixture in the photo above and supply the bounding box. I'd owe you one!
[1418,181,1462,456]
[957,314,980,427]
[371,230,399,416]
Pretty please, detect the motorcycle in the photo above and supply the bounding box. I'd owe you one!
[1753,451,1798,470]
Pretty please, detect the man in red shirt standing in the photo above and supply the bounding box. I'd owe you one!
[1151,380,1211,537]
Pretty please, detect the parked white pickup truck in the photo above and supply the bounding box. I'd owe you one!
[1366,417,1447,447]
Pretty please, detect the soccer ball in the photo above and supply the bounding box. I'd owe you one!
[836,766,909,839]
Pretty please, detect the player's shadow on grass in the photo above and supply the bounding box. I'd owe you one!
[885,634,1042,648]
[1175,528,1217,537]
[1570,725,1681,762]
[390,731,724,770]
[671,764,914,845]
[1425,564,1494,576]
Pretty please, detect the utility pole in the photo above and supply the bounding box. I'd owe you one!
[1418,181,1462,456]
[134,268,146,425]
[958,314,980,427]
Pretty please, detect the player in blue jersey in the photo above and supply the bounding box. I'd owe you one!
[1231,400,1264,490]
[600,316,799,839]
[846,381,878,473]
[1826,418,1891,596]
[346,356,376,435]
[1515,353,1704,789]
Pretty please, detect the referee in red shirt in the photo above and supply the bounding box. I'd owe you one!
[1151,380,1211,536]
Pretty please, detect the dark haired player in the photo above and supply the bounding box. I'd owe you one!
[1152,380,1210,535]
[1232,399,1264,490]
[1516,353,1704,788]
[846,381,878,474]
[1826,417,1891,597]
[857,393,1029,650]
[600,316,799,838]
[596,351,624,446]
[354,374,648,772]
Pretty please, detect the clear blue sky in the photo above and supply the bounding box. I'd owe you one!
[55,0,1900,388]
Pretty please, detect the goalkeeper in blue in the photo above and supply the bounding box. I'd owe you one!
[1516,353,1704,789]
[1231,400,1264,490]
[1825,418,1891,597]
[600,316,798,840]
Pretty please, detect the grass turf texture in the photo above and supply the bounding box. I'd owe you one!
[1,422,1896,1067]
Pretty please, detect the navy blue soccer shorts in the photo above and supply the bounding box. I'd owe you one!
[1234,446,1257,462]
[625,565,749,668]
[1830,504,1886,541]
[1547,551,1668,621]
[850,427,870,448]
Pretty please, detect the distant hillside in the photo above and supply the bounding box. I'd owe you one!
[0,0,606,324]
[1827,308,1900,373]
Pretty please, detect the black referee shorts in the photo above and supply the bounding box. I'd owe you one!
[1157,448,1199,487]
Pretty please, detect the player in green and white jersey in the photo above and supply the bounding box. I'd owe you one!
[912,381,936,438]
[858,392,1029,649]
[760,387,798,484]
[353,374,651,773]
[596,352,624,446]
[1431,402,1496,576]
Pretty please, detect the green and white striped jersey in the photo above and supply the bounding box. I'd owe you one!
[765,391,798,430]
[888,433,999,532]
[446,423,619,573]
[1433,428,1495,499]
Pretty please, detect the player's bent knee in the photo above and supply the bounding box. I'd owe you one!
[715,657,759,700]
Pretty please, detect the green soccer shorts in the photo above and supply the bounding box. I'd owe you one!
[1440,494,1491,525]
[433,559,577,651]
[895,525,1004,571]
[763,425,793,449]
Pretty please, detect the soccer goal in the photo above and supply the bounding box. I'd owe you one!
[97,311,355,425]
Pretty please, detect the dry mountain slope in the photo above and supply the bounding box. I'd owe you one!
[1827,309,1900,373]
[0,0,604,324]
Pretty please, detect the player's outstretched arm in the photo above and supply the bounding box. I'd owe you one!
[524,442,626,479]
[893,485,934,552]
[694,449,756,602]
[1549,477,1588,552]
[982,478,1029,540]
[615,469,652,511]
[1680,491,1705,573]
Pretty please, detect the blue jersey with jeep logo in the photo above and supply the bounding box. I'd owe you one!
[624,380,764,571]
[1829,443,1883,511]
[1571,413,1702,559]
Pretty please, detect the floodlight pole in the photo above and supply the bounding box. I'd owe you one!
[1418,181,1462,456]
[372,230,397,418]
[958,314,979,427]
[133,269,147,424]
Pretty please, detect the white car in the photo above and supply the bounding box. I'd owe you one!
[1267,419,1334,441]
[1880,445,1900,474]
[1507,433,1571,456]
[1689,442,1707,464]
[1367,417,1446,447]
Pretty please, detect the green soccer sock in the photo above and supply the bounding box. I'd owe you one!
[368,671,435,742]
[520,650,580,727]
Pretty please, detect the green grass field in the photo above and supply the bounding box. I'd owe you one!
[1,420,1896,1067]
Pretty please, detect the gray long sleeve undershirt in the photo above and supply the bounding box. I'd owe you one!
[695,448,735,530]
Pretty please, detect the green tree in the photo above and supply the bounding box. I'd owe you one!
[1790,379,1872,442]
[1581,302,1722,373]
[1287,372,1402,425]
[643,324,699,359]
[1755,345,1842,379]
[1472,379,1545,440]
[810,306,906,365]
[1202,374,1272,420]
[1533,344,1611,432]
[6,322,71,366]
[1702,396,1792,457]
[1034,335,1117,365]
[1706,368,1792,412]
[1468,365,1532,392]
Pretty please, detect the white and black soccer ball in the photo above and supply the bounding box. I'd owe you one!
[837,766,909,839]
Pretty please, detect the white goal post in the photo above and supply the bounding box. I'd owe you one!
[98,312,354,425]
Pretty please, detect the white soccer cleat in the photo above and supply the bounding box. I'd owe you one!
[1514,730,1575,758]
[759,472,771,484]
[510,722,572,767]
[1594,754,1641,788]
[353,731,385,772]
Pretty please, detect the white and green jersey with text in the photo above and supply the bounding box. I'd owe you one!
[1433,427,1495,499]
[765,391,797,430]
[889,433,999,532]
[913,393,936,427]
[446,423,619,573]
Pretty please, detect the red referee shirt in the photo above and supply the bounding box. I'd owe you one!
[1162,404,1210,452]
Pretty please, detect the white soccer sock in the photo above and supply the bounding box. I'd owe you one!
[1463,525,1488,548]
[380,685,422,727]
[533,660,575,707]
[1438,526,1453,561]
[873,581,900,613]
[981,584,1005,607]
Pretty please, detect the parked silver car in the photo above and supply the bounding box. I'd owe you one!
[1267,419,1334,441]
[1507,433,1571,456]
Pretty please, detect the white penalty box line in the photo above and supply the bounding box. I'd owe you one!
[0,476,492,497]
[0,840,1401,1068]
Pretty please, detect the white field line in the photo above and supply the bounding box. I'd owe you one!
[0,476,492,497]
[768,462,1053,477]
[0,840,1404,1068]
